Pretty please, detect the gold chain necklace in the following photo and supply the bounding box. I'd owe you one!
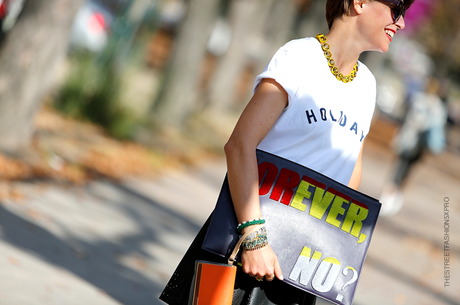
[315,33,358,83]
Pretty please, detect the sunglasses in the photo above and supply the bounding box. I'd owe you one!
[377,0,405,23]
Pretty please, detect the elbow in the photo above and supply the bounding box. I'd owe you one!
[224,135,256,161]
[224,137,239,159]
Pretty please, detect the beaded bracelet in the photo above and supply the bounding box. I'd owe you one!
[237,218,265,233]
[241,226,268,251]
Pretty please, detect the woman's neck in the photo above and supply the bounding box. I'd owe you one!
[324,25,364,76]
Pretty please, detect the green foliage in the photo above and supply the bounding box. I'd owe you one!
[54,53,95,116]
[54,51,136,139]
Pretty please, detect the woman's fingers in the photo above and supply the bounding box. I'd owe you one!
[255,276,264,282]
[265,273,275,281]
[273,257,284,280]
[242,245,284,282]
[265,255,283,281]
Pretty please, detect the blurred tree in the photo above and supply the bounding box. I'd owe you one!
[0,0,85,155]
[152,0,220,129]
[295,0,327,37]
[262,0,298,51]
[414,0,460,79]
[206,0,276,113]
[55,0,154,139]
[206,0,324,114]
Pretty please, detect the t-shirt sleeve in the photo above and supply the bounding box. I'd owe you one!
[253,44,299,106]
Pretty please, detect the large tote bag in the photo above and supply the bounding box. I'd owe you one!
[202,149,381,305]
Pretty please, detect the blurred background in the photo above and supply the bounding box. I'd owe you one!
[0,0,458,304]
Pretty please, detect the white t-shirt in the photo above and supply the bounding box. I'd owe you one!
[255,37,376,185]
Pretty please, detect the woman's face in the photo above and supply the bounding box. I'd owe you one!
[360,0,406,53]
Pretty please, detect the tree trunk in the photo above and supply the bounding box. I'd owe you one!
[296,0,327,37]
[206,0,273,113]
[262,0,297,52]
[153,0,221,129]
[245,0,297,103]
[0,0,85,155]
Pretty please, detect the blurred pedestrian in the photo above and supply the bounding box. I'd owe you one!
[380,77,447,216]
[160,0,414,304]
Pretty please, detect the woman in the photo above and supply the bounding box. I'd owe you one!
[160,0,413,304]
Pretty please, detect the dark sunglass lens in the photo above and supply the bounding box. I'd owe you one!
[396,2,405,22]
[392,4,403,22]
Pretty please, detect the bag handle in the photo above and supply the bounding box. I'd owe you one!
[227,225,262,266]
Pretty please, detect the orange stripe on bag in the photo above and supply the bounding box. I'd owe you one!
[191,261,237,305]
[190,226,260,305]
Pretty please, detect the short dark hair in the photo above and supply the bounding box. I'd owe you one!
[325,0,416,30]
[326,0,354,30]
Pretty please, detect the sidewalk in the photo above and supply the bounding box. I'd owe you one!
[0,157,225,305]
[0,139,458,305]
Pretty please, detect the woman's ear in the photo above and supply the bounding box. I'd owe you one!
[353,0,365,15]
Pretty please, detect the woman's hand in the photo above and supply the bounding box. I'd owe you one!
[241,244,284,282]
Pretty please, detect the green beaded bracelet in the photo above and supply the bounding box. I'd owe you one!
[237,218,266,233]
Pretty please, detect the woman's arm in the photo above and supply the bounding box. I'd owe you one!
[224,78,288,281]
[348,143,364,190]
